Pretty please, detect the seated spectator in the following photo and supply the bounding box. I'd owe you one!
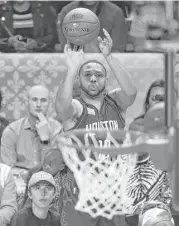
[129,2,179,51]
[0,163,17,226]
[0,1,57,53]
[0,90,9,142]
[126,79,172,226]
[0,85,63,176]
[10,171,61,226]
[57,0,128,53]
[21,148,76,219]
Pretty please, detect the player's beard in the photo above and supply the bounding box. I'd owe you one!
[81,84,105,98]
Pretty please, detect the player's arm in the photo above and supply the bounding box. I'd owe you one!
[98,29,137,111]
[105,53,137,111]
[55,43,84,121]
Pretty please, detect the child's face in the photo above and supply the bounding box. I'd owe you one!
[43,149,65,176]
[28,181,55,209]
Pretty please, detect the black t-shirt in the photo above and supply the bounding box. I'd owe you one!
[10,206,61,226]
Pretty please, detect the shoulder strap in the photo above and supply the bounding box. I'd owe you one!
[0,164,11,189]
[105,94,125,126]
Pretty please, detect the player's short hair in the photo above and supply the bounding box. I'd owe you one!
[79,60,107,77]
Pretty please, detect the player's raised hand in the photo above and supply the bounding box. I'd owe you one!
[64,40,84,72]
[35,113,50,141]
[98,29,113,57]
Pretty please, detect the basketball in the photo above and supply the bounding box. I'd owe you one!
[62,8,100,45]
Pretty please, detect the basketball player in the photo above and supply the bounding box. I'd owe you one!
[56,28,137,131]
[55,29,137,226]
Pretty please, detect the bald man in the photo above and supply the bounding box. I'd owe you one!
[0,85,62,176]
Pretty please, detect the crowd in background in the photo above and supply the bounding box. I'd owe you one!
[0,1,178,53]
[0,1,178,226]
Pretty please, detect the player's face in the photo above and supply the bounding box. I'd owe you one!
[148,86,165,108]
[80,63,107,97]
[29,181,55,209]
[28,88,50,117]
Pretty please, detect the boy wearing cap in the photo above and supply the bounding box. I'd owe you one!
[10,171,61,226]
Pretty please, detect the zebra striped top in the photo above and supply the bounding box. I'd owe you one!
[127,159,171,213]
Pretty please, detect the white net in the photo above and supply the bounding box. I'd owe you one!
[58,130,142,219]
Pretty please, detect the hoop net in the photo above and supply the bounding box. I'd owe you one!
[57,129,149,219]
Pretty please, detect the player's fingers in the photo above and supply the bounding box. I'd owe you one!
[103,28,110,37]
[103,28,112,42]
[97,36,102,43]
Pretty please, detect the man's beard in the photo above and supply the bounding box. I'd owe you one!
[80,85,105,98]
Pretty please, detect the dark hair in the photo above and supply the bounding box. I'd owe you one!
[144,79,165,113]
[79,60,107,77]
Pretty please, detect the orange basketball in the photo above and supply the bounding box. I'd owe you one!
[62,8,100,46]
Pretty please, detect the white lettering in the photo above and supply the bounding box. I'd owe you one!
[86,120,119,131]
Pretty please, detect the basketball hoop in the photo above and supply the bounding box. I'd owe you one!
[56,129,172,219]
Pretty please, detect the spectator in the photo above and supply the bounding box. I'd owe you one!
[126,79,172,226]
[138,201,175,226]
[55,29,137,226]
[0,90,9,143]
[57,0,128,53]
[0,1,57,52]
[21,148,76,223]
[10,171,61,226]
[0,163,17,226]
[0,85,63,176]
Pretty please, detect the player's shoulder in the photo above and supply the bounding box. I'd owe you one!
[72,98,83,118]
[72,98,83,109]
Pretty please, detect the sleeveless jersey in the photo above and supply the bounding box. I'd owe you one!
[72,94,125,130]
